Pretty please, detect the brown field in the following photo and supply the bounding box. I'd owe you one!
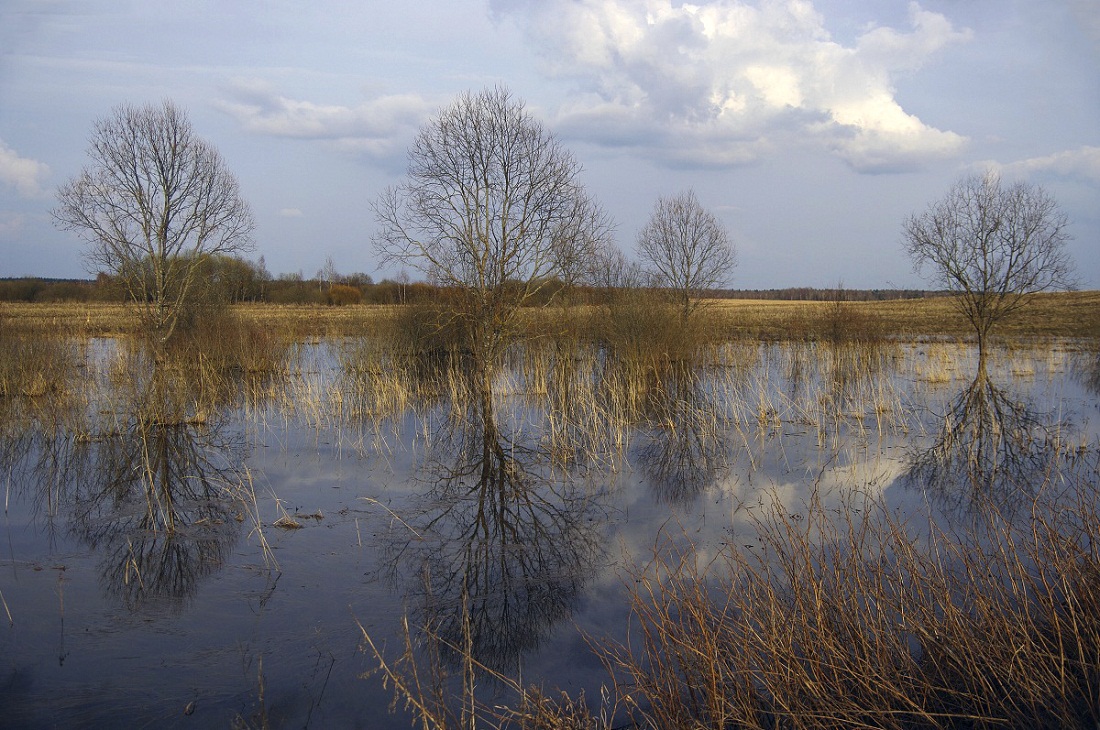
[2,290,1098,342]
[709,290,1100,341]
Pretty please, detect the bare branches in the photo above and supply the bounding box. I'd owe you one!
[372,86,612,365]
[636,189,737,316]
[54,100,254,351]
[903,171,1074,367]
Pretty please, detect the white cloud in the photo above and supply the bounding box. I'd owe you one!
[988,147,1100,185]
[494,0,970,171]
[216,79,434,160]
[0,139,50,198]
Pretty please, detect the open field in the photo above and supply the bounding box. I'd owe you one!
[711,290,1100,340]
[3,290,1098,341]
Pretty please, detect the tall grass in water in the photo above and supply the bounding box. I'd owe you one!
[361,461,1100,729]
[780,294,904,441]
[335,305,472,425]
[512,309,641,470]
[134,306,299,415]
[0,317,79,400]
[610,469,1100,729]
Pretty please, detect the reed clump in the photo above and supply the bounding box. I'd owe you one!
[127,307,298,413]
[362,463,1100,729]
[160,306,296,376]
[607,478,1100,729]
[0,316,79,399]
[336,304,475,424]
[599,291,723,421]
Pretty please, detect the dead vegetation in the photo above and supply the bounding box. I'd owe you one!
[4,289,1099,728]
[361,464,1100,729]
[3,289,1098,343]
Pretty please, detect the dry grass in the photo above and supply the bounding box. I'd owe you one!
[0,301,400,340]
[362,469,1100,729]
[5,291,1097,343]
[610,474,1100,729]
[711,290,1100,341]
[0,320,79,398]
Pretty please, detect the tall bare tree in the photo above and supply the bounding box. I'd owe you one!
[54,101,254,353]
[903,171,1074,373]
[636,189,737,316]
[372,86,612,418]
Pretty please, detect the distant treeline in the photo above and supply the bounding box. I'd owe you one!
[1,257,940,305]
[718,287,945,301]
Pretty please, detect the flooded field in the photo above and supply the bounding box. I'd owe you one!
[2,337,1098,728]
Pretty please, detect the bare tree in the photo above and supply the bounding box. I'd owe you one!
[372,86,613,385]
[903,170,1074,373]
[54,101,254,353]
[636,189,737,316]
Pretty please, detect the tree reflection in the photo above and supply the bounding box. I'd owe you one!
[69,416,246,612]
[635,364,726,504]
[905,371,1072,516]
[378,419,607,674]
[1080,350,1100,396]
[7,369,255,614]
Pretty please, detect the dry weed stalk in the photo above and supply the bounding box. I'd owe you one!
[606,479,1100,729]
[0,318,79,399]
[357,606,614,730]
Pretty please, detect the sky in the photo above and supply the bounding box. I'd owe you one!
[1,0,1097,289]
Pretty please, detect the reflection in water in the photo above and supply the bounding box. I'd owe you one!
[69,417,247,612]
[6,370,256,614]
[635,364,727,504]
[1081,350,1100,396]
[905,372,1075,516]
[377,420,606,673]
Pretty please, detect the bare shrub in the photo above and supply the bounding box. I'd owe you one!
[326,283,362,306]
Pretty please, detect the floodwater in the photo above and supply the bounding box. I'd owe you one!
[1,339,1097,728]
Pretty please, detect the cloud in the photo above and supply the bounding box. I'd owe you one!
[0,139,50,198]
[216,79,434,161]
[494,0,970,171]
[278,208,303,217]
[986,147,1100,185]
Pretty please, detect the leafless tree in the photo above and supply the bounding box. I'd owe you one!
[372,86,613,379]
[54,101,254,353]
[635,189,737,316]
[903,170,1074,373]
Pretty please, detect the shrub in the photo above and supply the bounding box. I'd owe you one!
[326,284,362,306]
